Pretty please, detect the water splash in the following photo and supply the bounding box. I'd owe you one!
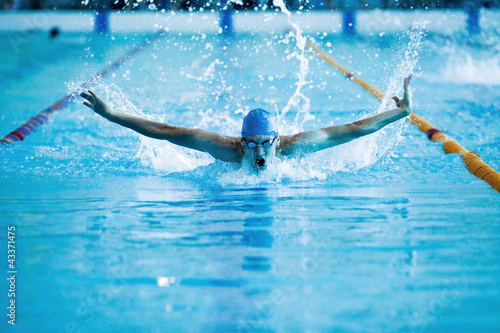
[184,56,242,135]
[272,0,313,133]
[377,21,427,114]
[137,137,214,174]
[63,25,426,183]
[348,22,427,167]
[68,78,210,173]
[185,58,223,83]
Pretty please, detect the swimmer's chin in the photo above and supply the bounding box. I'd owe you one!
[255,165,267,172]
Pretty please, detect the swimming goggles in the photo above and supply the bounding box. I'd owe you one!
[244,136,278,149]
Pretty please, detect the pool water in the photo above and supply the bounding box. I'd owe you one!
[1,16,499,333]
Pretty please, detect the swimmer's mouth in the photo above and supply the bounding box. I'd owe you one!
[256,158,266,169]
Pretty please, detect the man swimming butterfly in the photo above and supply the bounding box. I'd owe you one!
[81,76,413,172]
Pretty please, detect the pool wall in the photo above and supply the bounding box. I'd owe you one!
[1,9,499,34]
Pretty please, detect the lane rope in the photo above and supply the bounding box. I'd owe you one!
[1,30,165,146]
[305,39,500,193]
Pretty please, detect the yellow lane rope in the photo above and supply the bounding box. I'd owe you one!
[306,41,386,101]
[305,40,500,193]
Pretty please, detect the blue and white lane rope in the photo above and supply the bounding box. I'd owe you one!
[1,30,165,145]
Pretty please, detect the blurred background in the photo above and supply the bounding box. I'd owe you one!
[1,0,498,11]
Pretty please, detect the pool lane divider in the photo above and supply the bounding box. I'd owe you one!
[306,41,385,101]
[0,30,166,146]
[305,40,500,193]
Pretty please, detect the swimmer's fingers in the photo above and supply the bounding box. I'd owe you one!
[392,96,401,107]
[89,91,109,108]
[403,76,412,100]
[80,91,95,103]
[83,101,94,109]
[81,92,96,110]
[402,76,412,112]
[82,90,114,118]
[88,90,99,102]
[404,75,412,87]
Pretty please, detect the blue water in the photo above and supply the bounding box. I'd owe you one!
[1,20,499,333]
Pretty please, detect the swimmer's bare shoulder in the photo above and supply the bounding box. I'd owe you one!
[178,129,243,163]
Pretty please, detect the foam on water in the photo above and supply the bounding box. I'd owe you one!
[438,52,500,85]
[137,137,214,173]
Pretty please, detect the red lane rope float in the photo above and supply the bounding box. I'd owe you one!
[306,39,500,193]
[0,30,165,145]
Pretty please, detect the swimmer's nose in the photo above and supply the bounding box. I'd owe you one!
[255,146,265,155]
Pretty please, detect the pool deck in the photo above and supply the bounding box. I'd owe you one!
[1,9,499,34]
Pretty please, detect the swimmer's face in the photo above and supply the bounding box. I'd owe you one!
[242,134,280,172]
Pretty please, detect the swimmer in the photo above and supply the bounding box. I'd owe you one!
[81,76,413,172]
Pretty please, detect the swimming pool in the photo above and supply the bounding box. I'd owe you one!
[1,11,499,332]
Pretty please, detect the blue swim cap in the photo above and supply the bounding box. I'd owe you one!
[241,108,278,138]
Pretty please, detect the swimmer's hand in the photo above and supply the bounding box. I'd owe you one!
[391,75,412,115]
[81,90,115,120]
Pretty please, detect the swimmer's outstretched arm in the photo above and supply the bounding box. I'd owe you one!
[278,76,413,157]
[81,91,243,163]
